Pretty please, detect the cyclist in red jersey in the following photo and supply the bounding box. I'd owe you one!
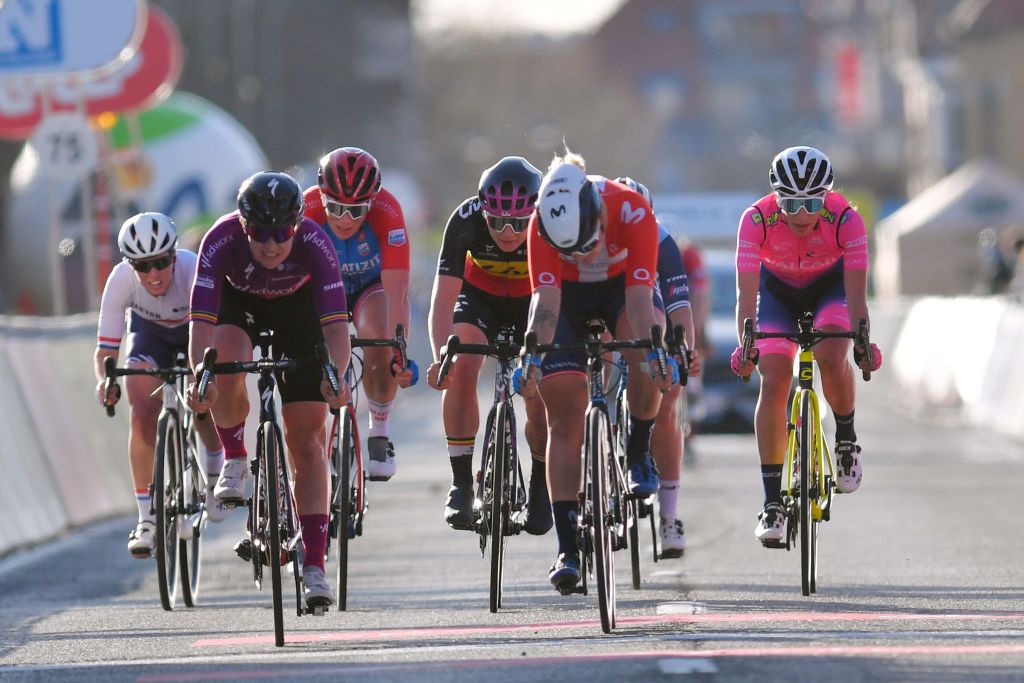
[518,150,676,592]
[730,147,882,546]
[304,147,416,482]
[427,156,551,535]
[187,171,351,608]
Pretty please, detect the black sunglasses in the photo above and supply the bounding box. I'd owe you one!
[129,252,175,273]
[245,224,296,243]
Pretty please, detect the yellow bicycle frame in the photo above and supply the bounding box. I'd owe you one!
[781,348,835,522]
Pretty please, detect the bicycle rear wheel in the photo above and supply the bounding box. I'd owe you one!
[489,403,512,613]
[261,422,286,646]
[799,391,814,597]
[154,410,180,611]
[179,431,203,607]
[336,408,359,611]
[588,409,616,633]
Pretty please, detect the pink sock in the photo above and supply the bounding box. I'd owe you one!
[301,514,330,570]
[216,423,247,460]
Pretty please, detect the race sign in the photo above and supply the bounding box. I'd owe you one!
[0,0,144,80]
[29,112,98,180]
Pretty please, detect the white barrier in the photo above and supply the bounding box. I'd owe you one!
[892,296,1024,439]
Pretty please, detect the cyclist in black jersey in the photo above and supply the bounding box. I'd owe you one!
[427,156,551,536]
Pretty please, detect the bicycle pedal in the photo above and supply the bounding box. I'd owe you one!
[305,602,329,616]
[760,540,787,550]
[220,497,245,509]
[234,538,253,562]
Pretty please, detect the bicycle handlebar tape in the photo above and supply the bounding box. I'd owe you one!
[671,323,690,386]
[438,335,459,385]
[649,324,668,381]
[395,324,408,369]
[741,317,756,383]
[197,347,218,401]
[103,356,117,417]
[858,319,872,382]
[315,343,340,396]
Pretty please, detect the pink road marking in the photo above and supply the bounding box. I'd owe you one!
[142,644,1024,682]
[193,611,1024,647]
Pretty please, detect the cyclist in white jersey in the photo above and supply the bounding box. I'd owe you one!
[94,213,226,558]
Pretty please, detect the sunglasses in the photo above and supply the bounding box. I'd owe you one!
[778,196,824,216]
[483,211,530,234]
[324,199,372,220]
[570,229,601,258]
[245,223,296,243]
[128,252,174,273]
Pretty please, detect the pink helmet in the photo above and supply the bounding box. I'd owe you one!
[317,147,382,202]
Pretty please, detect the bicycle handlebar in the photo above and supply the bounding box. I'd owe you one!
[666,323,690,388]
[739,316,873,382]
[437,334,521,386]
[315,342,341,416]
[103,357,196,417]
[520,324,667,386]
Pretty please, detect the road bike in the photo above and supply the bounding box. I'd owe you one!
[740,312,873,596]
[103,353,207,611]
[523,323,671,633]
[437,325,527,613]
[198,330,328,647]
[609,324,690,589]
[321,325,409,611]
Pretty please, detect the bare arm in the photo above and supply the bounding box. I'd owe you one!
[735,270,759,343]
[624,284,658,342]
[381,268,411,340]
[189,320,216,372]
[428,274,462,361]
[526,285,561,346]
[844,268,869,332]
[322,321,352,377]
[667,305,696,349]
[93,348,118,383]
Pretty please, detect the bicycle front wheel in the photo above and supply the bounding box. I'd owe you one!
[336,407,359,611]
[261,422,286,647]
[179,428,203,607]
[799,391,814,597]
[588,409,616,633]
[489,402,512,613]
[153,410,181,611]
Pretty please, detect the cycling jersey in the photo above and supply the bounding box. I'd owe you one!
[528,177,658,290]
[190,213,348,328]
[656,222,690,316]
[680,242,707,294]
[97,249,197,352]
[303,186,409,297]
[437,196,530,298]
[736,191,868,289]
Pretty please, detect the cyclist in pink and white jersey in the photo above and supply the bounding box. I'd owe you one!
[730,146,882,546]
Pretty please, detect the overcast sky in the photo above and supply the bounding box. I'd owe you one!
[412,0,627,36]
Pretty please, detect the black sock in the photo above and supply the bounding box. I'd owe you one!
[626,415,655,465]
[761,464,783,506]
[552,500,579,555]
[834,410,856,443]
[530,456,546,488]
[450,453,473,487]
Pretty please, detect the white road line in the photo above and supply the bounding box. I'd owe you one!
[658,658,719,674]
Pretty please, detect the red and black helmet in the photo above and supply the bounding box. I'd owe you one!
[317,147,382,203]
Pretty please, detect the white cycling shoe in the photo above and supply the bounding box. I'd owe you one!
[214,458,249,502]
[367,437,396,481]
[127,520,155,558]
[834,441,863,493]
[204,484,231,523]
[302,565,335,608]
[659,517,687,559]
[755,502,786,545]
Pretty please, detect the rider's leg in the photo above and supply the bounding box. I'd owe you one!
[754,352,793,503]
[124,368,162,524]
[540,372,588,550]
[816,334,856,437]
[651,383,683,511]
[210,325,253,500]
[355,291,398,437]
[282,401,330,570]
[440,322,486,528]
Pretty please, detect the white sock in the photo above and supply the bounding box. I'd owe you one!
[135,490,155,524]
[658,480,680,521]
[205,447,225,484]
[367,398,393,438]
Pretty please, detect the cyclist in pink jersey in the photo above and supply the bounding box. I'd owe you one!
[518,150,676,592]
[730,146,881,546]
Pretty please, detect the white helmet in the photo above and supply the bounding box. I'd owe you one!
[118,212,178,260]
[769,146,833,197]
[536,163,603,256]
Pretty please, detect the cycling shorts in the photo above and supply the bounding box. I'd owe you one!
[348,278,384,326]
[757,259,848,359]
[217,283,326,404]
[125,313,188,368]
[541,275,664,377]
[452,281,530,345]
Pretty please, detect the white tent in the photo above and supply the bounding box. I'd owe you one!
[874,159,1024,298]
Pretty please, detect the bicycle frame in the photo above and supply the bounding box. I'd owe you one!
[782,348,834,525]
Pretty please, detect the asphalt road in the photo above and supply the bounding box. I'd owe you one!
[2,375,1024,682]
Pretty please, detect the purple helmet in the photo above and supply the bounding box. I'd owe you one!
[477,156,542,218]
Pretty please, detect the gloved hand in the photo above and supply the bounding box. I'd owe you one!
[853,342,882,372]
[730,346,758,377]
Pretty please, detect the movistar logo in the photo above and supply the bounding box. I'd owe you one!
[550,205,566,218]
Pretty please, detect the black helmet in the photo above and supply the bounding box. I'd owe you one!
[236,171,304,228]
[478,156,542,217]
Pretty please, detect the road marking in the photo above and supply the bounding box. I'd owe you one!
[657,601,708,615]
[193,611,1024,647]
[659,658,719,674]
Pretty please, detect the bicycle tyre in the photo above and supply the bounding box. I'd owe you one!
[153,410,180,611]
[179,427,203,607]
[799,391,813,597]
[489,402,511,613]
[336,407,357,611]
[589,409,616,633]
[262,422,286,646]
[629,496,641,589]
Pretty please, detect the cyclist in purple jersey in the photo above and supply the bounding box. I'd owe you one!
[187,171,350,609]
